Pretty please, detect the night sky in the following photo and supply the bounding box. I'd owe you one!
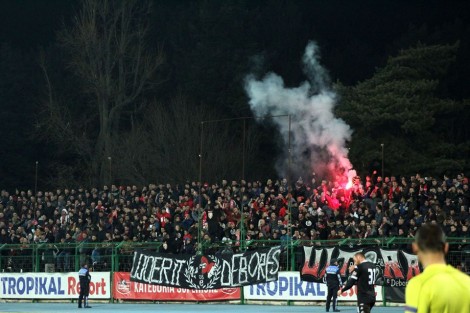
[2,0,469,84]
[0,0,469,188]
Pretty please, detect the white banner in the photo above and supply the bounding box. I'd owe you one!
[243,271,383,301]
[0,272,111,299]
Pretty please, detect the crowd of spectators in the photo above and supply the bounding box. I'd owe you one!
[0,172,469,272]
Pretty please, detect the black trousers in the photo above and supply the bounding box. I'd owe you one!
[326,285,339,311]
[358,301,375,313]
[78,283,89,307]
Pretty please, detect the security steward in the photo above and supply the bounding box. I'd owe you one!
[78,263,92,308]
[325,258,342,312]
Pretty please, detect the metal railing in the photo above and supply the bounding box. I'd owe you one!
[0,241,162,273]
[0,237,468,274]
[201,236,469,273]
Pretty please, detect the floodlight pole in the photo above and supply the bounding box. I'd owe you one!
[108,156,112,186]
[34,161,39,196]
[197,121,204,255]
[287,114,293,270]
[242,119,246,181]
[381,143,384,178]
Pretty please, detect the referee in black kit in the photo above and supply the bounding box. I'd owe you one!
[325,258,342,312]
[338,252,377,313]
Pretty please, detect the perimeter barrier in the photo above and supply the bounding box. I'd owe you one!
[0,238,468,304]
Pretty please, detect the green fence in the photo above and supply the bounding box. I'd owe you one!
[0,241,162,273]
[1,237,468,274]
[198,236,469,274]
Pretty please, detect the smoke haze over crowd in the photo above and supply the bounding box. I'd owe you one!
[245,41,356,185]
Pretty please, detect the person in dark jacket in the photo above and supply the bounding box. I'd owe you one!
[78,263,92,308]
[325,258,342,312]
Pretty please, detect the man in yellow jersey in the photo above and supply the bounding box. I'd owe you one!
[405,223,470,313]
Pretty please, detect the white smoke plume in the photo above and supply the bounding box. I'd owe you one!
[245,41,356,185]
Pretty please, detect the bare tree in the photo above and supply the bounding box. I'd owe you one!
[113,94,263,185]
[40,0,163,185]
